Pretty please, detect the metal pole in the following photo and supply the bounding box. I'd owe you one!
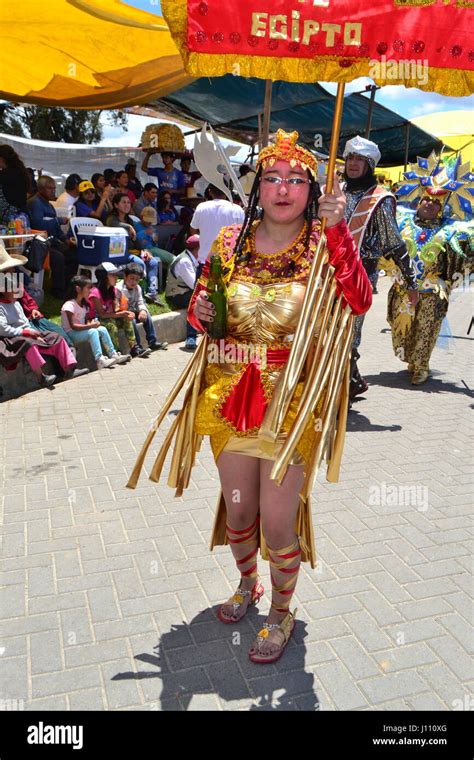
[262,80,273,148]
[404,123,410,171]
[364,85,377,138]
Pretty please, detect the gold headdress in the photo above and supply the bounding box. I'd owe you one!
[257,129,318,179]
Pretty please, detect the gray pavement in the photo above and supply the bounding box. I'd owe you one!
[0,276,472,711]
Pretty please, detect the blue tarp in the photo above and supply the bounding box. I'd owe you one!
[153,76,447,166]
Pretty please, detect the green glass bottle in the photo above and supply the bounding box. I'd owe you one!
[206,255,227,339]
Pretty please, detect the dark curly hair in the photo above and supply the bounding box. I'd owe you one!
[0,144,31,192]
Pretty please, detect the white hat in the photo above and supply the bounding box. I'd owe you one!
[343,135,381,170]
[0,240,28,271]
[98,261,122,275]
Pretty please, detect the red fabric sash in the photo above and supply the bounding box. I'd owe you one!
[220,347,290,433]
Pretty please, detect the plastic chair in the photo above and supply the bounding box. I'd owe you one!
[77,263,100,284]
[69,217,103,242]
[51,200,75,235]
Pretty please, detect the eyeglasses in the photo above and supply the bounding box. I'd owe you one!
[261,176,310,186]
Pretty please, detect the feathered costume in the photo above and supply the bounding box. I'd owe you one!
[384,153,474,374]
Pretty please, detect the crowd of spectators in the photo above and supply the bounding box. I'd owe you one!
[0,143,250,397]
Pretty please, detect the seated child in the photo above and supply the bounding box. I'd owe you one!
[116,263,168,357]
[135,206,175,283]
[61,275,129,370]
[21,283,74,349]
[0,272,88,387]
[88,262,137,361]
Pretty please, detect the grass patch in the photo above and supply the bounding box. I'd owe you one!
[40,288,63,325]
[146,298,173,317]
[38,275,172,323]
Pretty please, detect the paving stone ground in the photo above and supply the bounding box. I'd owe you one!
[0,277,472,711]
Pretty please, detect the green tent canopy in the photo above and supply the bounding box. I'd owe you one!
[151,76,448,167]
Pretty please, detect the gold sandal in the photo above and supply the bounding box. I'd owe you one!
[217,578,264,624]
[248,609,297,664]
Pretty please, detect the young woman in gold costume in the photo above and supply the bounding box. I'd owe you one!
[130,130,372,663]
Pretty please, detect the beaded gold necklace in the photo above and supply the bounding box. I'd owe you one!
[250,219,308,258]
[234,220,311,283]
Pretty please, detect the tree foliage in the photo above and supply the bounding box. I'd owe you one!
[0,105,127,143]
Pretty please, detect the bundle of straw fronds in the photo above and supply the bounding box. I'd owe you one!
[140,123,186,154]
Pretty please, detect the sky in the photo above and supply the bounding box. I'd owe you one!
[125,0,162,12]
[99,1,473,150]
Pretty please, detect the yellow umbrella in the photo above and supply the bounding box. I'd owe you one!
[0,0,192,109]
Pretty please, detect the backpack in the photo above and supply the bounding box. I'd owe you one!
[23,236,49,273]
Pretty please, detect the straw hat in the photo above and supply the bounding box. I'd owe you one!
[0,239,27,271]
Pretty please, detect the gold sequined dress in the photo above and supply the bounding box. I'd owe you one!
[193,222,321,466]
[129,218,373,565]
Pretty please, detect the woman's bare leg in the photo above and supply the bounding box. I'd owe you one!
[249,459,305,656]
[216,452,261,620]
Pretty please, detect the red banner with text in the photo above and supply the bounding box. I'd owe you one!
[162,0,474,96]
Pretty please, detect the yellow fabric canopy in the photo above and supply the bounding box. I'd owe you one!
[0,0,192,109]
[383,110,474,183]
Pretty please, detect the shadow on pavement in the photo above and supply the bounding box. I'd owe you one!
[347,406,402,433]
[112,607,319,711]
[362,371,473,397]
[380,327,474,342]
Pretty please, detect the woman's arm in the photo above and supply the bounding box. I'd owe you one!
[90,296,118,320]
[64,311,91,331]
[126,218,137,240]
[88,191,110,220]
[187,259,211,332]
[0,310,23,338]
[106,214,135,238]
[325,220,373,316]
[188,230,238,331]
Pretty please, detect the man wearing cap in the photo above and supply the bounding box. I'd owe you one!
[134,206,176,297]
[342,135,418,400]
[166,234,200,351]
